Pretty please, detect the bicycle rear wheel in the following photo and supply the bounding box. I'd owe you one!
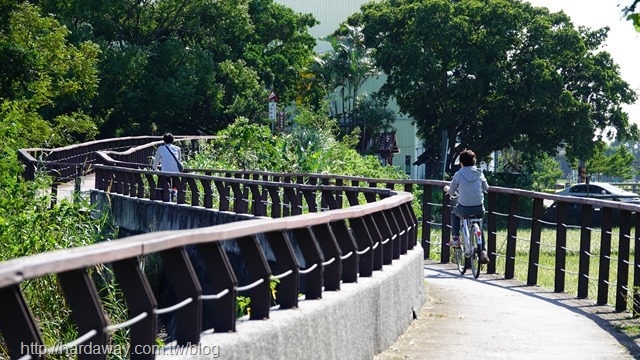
[454,247,466,274]
[470,225,481,278]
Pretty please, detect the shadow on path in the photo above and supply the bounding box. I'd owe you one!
[375,260,640,360]
[425,261,640,358]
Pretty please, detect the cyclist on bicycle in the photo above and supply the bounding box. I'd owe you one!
[443,149,490,263]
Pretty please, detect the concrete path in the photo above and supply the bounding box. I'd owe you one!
[376,260,640,360]
[54,173,95,202]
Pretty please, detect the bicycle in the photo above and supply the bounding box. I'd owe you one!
[449,196,485,278]
[454,214,485,278]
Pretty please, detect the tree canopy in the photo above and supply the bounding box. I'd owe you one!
[0,3,101,148]
[623,0,640,31]
[27,0,318,137]
[352,0,638,174]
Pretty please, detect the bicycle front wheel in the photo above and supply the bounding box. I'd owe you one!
[454,247,466,275]
[470,225,481,278]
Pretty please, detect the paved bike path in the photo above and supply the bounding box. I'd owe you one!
[376,261,640,360]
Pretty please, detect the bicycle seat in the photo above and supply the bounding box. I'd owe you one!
[463,214,484,220]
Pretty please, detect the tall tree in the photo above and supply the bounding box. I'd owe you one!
[309,24,394,152]
[353,0,638,174]
[622,0,640,31]
[35,0,318,137]
[0,3,101,147]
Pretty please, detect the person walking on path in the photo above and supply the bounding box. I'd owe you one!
[153,133,183,201]
[153,133,183,173]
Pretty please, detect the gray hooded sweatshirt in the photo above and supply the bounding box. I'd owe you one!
[446,166,489,207]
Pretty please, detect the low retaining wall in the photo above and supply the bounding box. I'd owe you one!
[158,247,425,360]
[90,191,255,234]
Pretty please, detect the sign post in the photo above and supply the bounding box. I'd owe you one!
[268,90,279,132]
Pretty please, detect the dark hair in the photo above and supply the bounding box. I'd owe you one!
[459,149,476,166]
[163,133,174,144]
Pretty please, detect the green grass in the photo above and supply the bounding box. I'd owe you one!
[426,226,638,311]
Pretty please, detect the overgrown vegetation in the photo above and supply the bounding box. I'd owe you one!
[192,108,406,180]
[0,171,126,358]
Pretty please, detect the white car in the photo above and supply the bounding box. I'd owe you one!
[555,182,640,203]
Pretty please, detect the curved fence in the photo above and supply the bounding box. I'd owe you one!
[17,136,216,206]
[0,164,418,359]
[168,168,640,314]
[8,138,640,358]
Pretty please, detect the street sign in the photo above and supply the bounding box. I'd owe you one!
[268,90,279,102]
[269,101,277,120]
[277,111,286,129]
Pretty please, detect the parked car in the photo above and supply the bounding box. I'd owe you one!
[555,182,640,203]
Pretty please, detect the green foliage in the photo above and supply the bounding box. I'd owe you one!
[622,1,640,31]
[194,107,407,180]
[33,0,318,137]
[528,154,563,192]
[586,141,636,181]
[354,0,639,176]
[306,24,394,152]
[0,171,122,358]
[0,3,101,147]
[194,117,287,171]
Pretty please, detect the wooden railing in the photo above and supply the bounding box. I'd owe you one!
[9,138,640,359]
[0,166,418,360]
[146,168,640,314]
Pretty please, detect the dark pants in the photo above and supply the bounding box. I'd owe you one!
[452,204,484,237]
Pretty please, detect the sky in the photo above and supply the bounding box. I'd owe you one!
[525,0,640,126]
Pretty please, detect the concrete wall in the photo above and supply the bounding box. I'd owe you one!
[158,247,425,360]
[90,191,255,235]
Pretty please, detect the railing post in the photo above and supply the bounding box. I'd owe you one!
[330,220,359,283]
[265,231,300,308]
[111,258,157,360]
[597,207,613,305]
[58,269,108,360]
[350,216,374,277]
[442,194,452,264]
[555,201,568,293]
[291,227,324,299]
[400,203,417,249]
[311,224,342,291]
[422,184,432,259]
[266,185,282,218]
[577,204,592,299]
[364,214,384,270]
[403,202,419,249]
[236,235,272,320]
[616,210,631,312]
[158,247,202,345]
[285,187,301,216]
[214,180,230,211]
[373,211,394,265]
[196,242,238,332]
[395,205,410,255]
[634,212,640,316]
[505,194,520,279]
[527,198,544,286]
[487,191,497,274]
[385,208,402,260]
[302,188,318,212]
[0,285,44,359]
